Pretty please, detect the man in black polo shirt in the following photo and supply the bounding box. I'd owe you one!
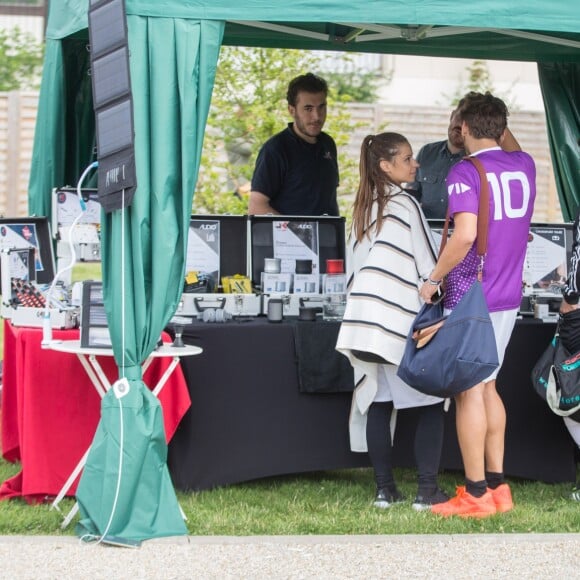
[409,108,465,219]
[249,73,339,216]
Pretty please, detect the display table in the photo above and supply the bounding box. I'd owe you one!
[168,316,576,492]
[46,339,201,515]
[0,322,192,503]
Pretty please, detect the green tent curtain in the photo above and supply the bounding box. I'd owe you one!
[538,62,580,222]
[74,17,224,541]
[102,16,223,369]
[28,35,96,217]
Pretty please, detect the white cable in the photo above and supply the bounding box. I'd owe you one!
[94,187,127,546]
[122,188,126,378]
[79,186,129,547]
[42,161,98,347]
[94,390,124,545]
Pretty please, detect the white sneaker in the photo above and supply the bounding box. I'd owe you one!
[373,488,404,509]
[412,488,450,512]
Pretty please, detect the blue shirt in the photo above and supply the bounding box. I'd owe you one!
[414,140,465,219]
[251,124,339,216]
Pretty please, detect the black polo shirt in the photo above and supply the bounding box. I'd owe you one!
[251,123,339,216]
[414,140,464,219]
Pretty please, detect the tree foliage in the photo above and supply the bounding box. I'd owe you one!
[320,52,384,104]
[325,70,381,103]
[0,27,44,91]
[193,47,363,216]
[445,60,517,110]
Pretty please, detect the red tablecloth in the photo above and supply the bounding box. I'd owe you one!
[0,321,191,503]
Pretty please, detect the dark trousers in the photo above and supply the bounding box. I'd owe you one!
[366,401,445,492]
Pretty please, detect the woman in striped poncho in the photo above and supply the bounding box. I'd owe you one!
[336,132,448,511]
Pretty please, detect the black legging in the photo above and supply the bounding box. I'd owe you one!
[366,400,445,492]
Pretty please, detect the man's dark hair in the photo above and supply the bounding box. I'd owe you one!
[457,91,508,140]
[286,73,328,106]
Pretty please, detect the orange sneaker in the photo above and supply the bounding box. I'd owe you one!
[431,486,496,518]
[489,483,513,513]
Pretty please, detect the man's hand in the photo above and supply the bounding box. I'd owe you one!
[248,191,279,215]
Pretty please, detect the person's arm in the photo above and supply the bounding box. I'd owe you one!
[499,127,521,152]
[248,191,279,215]
[561,213,580,313]
[419,212,477,303]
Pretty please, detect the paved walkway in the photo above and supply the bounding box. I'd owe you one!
[0,534,578,579]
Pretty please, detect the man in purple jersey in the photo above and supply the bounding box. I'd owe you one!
[419,92,536,518]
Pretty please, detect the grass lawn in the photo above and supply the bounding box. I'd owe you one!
[0,460,578,536]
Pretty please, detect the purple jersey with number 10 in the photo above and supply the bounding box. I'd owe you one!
[444,147,536,313]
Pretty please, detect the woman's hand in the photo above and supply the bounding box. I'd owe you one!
[419,281,440,304]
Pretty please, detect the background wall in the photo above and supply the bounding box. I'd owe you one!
[377,55,545,111]
[0,91,37,217]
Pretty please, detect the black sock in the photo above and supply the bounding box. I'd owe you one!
[465,478,488,498]
[366,402,395,491]
[485,471,505,490]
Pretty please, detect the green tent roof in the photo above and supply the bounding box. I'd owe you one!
[47,0,580,63]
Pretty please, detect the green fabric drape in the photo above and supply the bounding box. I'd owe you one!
[102,16,223,368]
[28,36,96,217]
[538,62,580,222]
[75,17,224,542]
[75,381,186,543]
[28,40,64,217]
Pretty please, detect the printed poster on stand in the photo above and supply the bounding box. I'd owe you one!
[272,220,319,274]
[523,226,567,295]
[0,222,45,273]
[186,219,221,286]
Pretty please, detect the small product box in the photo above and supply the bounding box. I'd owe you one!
[261,272,293,294]
[323,273,347,294]
[293,274,319,294]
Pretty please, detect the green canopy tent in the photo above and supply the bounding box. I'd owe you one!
[29,0,580,542]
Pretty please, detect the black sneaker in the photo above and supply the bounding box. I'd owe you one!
[373,487,404,509]
[412,488,450,512]
[571,484,580,502]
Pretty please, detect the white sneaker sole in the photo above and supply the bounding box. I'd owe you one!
[411,502,431,512]
[373,500,393,509]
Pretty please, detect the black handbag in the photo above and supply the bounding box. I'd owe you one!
[531,330,580,421]
[397,157,499,398]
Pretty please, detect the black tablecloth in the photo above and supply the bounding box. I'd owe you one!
[168,316,576,491]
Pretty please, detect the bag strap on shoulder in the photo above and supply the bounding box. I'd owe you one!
[439,156,491,280]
